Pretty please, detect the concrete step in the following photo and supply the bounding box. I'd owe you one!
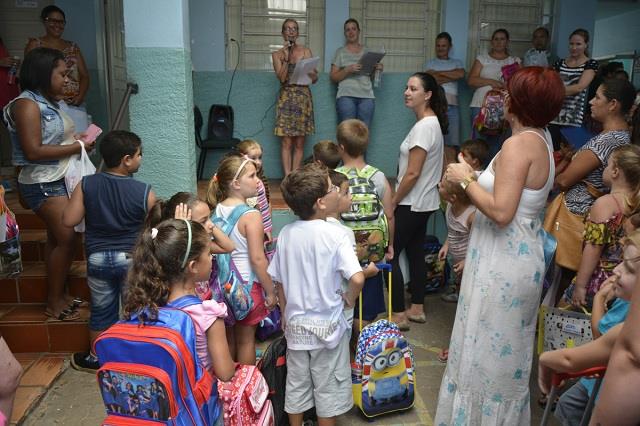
[0,261,89,304]
[0,304,90,353]
[19,230,85,262]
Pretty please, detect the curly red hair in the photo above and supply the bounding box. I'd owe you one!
[507,67,564,128]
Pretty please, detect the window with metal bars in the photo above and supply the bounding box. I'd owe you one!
[467,0,555,66]
[348,0,443,73]
[225,0,324,71]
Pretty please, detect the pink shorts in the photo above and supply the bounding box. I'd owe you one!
[235,282,268,327]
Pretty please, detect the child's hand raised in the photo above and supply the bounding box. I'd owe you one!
[174,203,192,221]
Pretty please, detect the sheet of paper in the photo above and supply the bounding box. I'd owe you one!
[357,51,385,75]
[290,57,320,86]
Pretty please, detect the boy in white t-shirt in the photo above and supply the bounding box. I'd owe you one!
[268,163,364,426]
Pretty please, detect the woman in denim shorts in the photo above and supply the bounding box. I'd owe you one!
[2,47,95,320]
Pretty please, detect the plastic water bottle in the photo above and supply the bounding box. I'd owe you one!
[7,59,17,85]
[373,45,384,88]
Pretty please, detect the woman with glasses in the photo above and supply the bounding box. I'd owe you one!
[25,5,90,131]
[272,18,318,177]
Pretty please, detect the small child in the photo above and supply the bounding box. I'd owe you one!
[459,138,489,171]
[122,219,235,425]
[561,145,640,310]
[207,154,277,365]
[236,139,273,241]
[312,139,341,169]
[327,170,378,335]
[269,163,364,425]
[63,130,156,373]
[539,229,640,425]
[336,119,394,328]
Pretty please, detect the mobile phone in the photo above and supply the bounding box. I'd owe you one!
[82,124,103,143]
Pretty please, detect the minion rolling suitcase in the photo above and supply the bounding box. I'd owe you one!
[352,263,415,418]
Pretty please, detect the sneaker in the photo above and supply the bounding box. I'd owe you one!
[441,287,459,303]
[70,351,99,373]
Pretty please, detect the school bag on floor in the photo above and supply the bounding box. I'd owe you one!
[352,263,415,418]
[94,295,219,425]
[257,336,317,426]
[336,165,389,263]
[217,364,274,426]
[424,235,447,293]
[211,204,256,321]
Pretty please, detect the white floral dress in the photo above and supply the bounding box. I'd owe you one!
[435,131,554,425]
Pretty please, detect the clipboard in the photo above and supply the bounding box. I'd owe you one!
[290,57,320,86]
[357,51,385,75]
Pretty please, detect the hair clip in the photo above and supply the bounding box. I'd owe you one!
[151,228,158,239]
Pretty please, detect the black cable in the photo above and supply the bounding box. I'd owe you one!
[226,39,240,106]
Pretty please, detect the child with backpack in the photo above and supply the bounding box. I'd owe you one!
[236,139,273,242]
[62,130,156,373]
[98,219,235,425]
[268,163,364,425]
[207,154,277,365]
[336,119,394,330]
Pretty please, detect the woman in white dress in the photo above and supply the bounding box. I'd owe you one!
[435,67,565,425]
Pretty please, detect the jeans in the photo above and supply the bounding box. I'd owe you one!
[18,178,68,212]
[445,105,460,147]
[87,250,130,331]
[336,96,375,130]
[470,107,511,165]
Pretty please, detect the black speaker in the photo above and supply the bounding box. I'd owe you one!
[208,104,234,140]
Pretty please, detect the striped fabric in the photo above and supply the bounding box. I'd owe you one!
[256,179,273,236]
[551,58,598,127]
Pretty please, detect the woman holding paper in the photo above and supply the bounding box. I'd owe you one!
[272,18,318,176]
[330,18,382,130]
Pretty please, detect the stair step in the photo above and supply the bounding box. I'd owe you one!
[0,304,90,353]
[19,230,85,261]
[0,261,89,303]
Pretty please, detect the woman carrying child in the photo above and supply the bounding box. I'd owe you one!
[207,154,278,365]
[562,145,640,309]
[123,219,236,425]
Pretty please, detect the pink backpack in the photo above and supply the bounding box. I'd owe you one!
[217,365,274,426]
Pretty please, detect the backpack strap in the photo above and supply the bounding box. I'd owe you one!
[214,204,254,235]
[212,204,256,285]
[166,294,203,309]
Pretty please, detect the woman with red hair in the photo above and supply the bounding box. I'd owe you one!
[435,67,564,425]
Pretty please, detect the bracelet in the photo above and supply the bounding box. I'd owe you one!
[460,174,477,191]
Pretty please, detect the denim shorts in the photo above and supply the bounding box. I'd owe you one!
[87,250,131,331]
[18,178,68,212]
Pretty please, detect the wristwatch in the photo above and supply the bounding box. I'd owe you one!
[460,174,477,191]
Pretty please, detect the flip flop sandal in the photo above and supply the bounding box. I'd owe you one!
[45,307,80,321]
[68,297,89,309]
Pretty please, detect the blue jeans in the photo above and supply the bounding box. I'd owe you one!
[18,178,68,212]
[87,250,130,331]
[470,107,511,164]
[445,105,460,147]
[336,96,375,130]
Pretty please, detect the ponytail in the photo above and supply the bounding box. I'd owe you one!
[611,145,640,215]
[206,153,251,209]
[411,72,449,135]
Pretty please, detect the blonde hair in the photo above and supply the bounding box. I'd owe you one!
[440,178,470,205]
[236,139,270,202]
[206,153,254,209]
[610,145,640,215]
[337,119,369,158]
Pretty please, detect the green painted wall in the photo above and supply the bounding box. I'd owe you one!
[193,71,474,180]
[126,47,197,198]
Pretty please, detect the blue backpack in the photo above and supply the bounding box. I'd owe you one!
[211,204,256,321]
[94,295,220,425]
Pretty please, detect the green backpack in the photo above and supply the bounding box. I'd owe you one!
[336,165,389,263]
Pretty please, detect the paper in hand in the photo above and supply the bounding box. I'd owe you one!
[290,57,320,86]
[357,51,385,75]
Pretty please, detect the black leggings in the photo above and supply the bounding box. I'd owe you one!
[390,205,433,313]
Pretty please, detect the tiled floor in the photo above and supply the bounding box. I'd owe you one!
[10,353,68,425]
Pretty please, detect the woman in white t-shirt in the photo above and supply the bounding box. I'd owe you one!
[468,28,520,160]
[390,72,446,329]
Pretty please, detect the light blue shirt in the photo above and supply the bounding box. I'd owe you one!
[424,57,464,103]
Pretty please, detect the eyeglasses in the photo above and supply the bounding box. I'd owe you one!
[45,18,66,25]
[283,27,298,33]
[325,184,340,196]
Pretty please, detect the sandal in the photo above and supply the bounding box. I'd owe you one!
[437,348,449,363]
[45,307,80,321]
[68,297,89,309]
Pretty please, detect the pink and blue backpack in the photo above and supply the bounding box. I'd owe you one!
[95,295,220,425]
